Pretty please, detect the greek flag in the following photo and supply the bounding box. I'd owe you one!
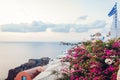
[108,3,117,17]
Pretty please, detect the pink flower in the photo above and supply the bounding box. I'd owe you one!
[70,75,75,80]
[101,55,107,59]
[75,78,79,80]
[90,68,98,73]
[70,70,74,74]
[105,49,112,56]
[112,41,120,48]
[82,78,88,80]
[93,76,99,80]
[104,70,109,74]
[80,49,87,55]
[66,55,72,59]
[108,66,115,72]
[73,64,79,69]
[111,73,117,80]
[73,52,79,57]
[67,49,73,54]
[74,46,81,52]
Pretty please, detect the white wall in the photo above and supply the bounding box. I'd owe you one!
[110,15,120,38]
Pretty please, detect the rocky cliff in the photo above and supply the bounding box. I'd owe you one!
[6,57,50,80]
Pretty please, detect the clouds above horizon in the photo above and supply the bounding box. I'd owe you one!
[0,20,106,33]
[77,15,88,20]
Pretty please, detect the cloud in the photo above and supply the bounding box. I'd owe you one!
[1,21,48,32]
[0,20,106,33]
[0,20,109,42]
[77,15,88,20]
[89,20,106,29]
[51,24,71,32]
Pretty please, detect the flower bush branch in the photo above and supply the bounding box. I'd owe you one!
[59,38,120,80]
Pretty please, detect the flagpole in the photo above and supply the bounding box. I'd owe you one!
[115,2,118,38]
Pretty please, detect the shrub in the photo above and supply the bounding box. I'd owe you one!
[60,38,120,80]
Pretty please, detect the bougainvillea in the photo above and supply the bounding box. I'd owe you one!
[59,38,120,80]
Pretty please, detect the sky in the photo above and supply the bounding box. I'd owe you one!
[0,0,120,42]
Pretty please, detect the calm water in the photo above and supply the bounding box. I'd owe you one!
[0,42,72,79]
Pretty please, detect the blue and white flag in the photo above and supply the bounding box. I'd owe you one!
[108,3,117,17]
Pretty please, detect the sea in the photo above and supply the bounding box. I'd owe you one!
[0,42,72,80]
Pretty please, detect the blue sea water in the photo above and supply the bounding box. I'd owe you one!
[0,42,72,79]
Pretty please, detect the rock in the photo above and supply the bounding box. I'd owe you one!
[5,57,50,80]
